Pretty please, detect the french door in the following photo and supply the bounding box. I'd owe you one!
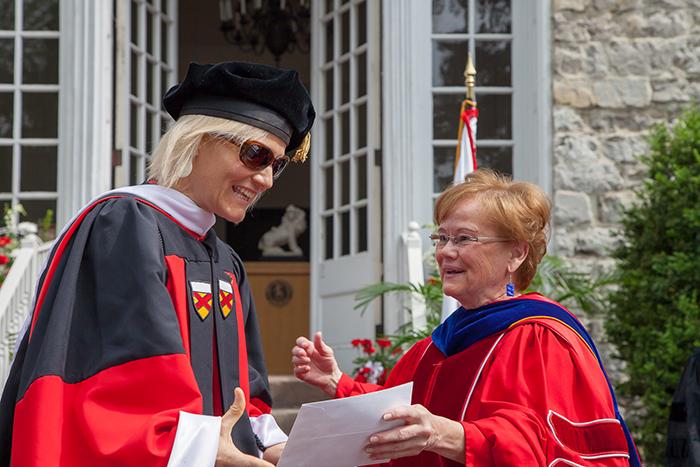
[310,0,381,370]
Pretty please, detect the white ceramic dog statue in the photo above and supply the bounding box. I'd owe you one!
[258,205,307,257]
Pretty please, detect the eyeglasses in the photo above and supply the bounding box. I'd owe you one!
[212,134,290,179]
[429,232,511,248]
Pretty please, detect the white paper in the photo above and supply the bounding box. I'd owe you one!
[277,382,413,467]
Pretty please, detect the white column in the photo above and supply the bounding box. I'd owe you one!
[57,0,114,228]
[381,0,434,334]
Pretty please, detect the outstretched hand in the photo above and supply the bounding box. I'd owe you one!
[292,331,342,396]
[216,388,275,467]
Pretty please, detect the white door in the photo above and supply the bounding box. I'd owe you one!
[310,0,381,371]
[114,0,178,187]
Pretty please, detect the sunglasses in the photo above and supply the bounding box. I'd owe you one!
[213,134,290,179]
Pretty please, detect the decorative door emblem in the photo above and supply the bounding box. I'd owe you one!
[190,281,212,321]
[265,280,293,307]
[219,279,234,319]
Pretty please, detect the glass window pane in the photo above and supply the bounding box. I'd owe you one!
[146,110,160,152]
[131,50,140,97]
[146,10,154,54]
[340,10,350,55]
[340,110,350,155]
[324,0,334,14]
[476,0,511,34]
[476,94,511,139]
[19,199,56,238]
[356,1,366,47]
[475,41,511,86]
[22,39,59,84]
[0,0,14,30]
[432,0,468,34]
[130,102,139,148]
[432,93,463,140]
[356,51,367,98]
[22,92,58,138]
[324,166,334,210]
[162,0,170,16]
[0,93,12,138]
[161,67,172,101]
[21,146,57,191]
[0,145,12,192]
[432,40,468,87]
[340,159,350,206]
[23,0,59,31]
[477,146,512,175]
[131,1,140,45]
[433,146,456,193]
[147,60,156,105]
[356,102,366,149]
[324,19,334,63]
[340,211,350,256]
[130,153,140,185]
[0,40,13,83]
[324,68,333,111]
[340,59,350,105]
[323,117,333,160]
[324,215,333,259]
[357,206,367,253]
[161,19,170,60]
[355,154,367,201]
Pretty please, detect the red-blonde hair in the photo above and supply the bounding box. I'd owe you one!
[434,169,551,290]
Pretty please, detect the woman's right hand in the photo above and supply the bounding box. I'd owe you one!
[292,332,342,397]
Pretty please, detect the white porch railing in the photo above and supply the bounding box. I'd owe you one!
[402,221,427,331]
[0,236,52,386]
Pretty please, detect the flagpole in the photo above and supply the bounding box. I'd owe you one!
[443,54,479,323]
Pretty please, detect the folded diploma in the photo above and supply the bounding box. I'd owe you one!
[277,382,414,467]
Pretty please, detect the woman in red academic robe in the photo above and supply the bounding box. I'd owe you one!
[293,169,641,466]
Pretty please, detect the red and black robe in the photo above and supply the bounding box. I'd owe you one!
[0,185,285,466]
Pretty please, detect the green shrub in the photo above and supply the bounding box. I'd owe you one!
[605,106,700,465]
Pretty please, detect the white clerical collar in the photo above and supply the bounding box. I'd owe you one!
[106,184,217,236]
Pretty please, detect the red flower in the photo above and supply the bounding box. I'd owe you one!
[0,254,9,265]
[392,346,403,355]
[0,236,10,247]
[366,346,376,355]
[376,338,391,348]
[354,373,367,382]
[360,367,371,375]
[427,276,440,286]
[351,339,362,347]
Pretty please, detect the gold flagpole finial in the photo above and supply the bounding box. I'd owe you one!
[464,53,476,102]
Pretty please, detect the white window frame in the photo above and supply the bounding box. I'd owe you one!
[429,0,551,197]
[0,0,60,222]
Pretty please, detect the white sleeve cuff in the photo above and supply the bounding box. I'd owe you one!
[250,414,288,449]
[167,411,221,467]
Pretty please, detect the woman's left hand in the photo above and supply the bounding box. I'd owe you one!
[364,404,465,463]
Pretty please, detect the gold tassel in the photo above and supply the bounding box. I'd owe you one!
[291,132,311,163]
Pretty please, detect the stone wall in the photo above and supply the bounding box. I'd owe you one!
[551,0,700,371]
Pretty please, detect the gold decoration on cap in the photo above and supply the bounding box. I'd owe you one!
[291,132,311,163]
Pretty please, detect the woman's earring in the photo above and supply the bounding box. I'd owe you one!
[506,274,515,297]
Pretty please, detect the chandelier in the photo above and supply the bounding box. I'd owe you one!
[219,0,311,65]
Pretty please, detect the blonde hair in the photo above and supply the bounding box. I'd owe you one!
[434,169,551,290]
[148,114,273,188]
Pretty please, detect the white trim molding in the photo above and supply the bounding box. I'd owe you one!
[381,0,434,334]
[57,0,114,228]
[511,0,552,195]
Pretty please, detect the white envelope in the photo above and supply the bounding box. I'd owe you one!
[277,382,414,467]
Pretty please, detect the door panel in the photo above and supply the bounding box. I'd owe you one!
[310,0,381,371]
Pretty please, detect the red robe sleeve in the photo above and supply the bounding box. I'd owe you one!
[462,321,630,466]
[335,339,433,398]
